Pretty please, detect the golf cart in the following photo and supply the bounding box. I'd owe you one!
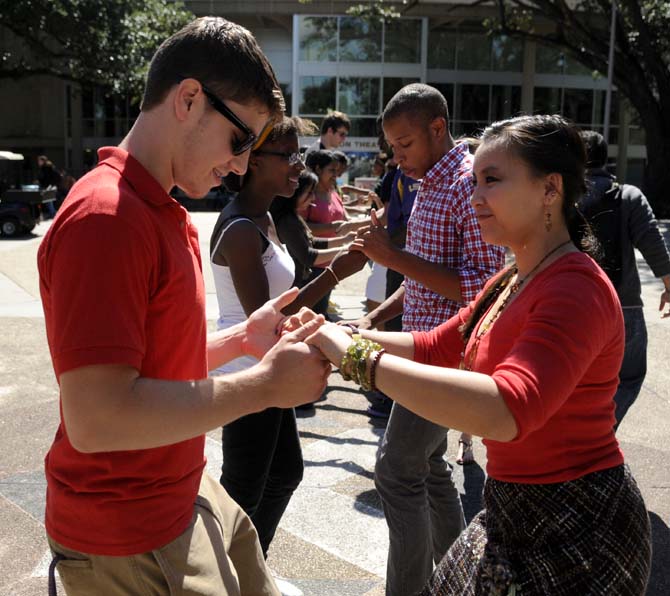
[0,151,56,237]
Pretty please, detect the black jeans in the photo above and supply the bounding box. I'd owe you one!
[220,407,304,557]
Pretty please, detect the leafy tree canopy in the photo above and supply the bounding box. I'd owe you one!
[462,1,670,211]
[480,1,670,109]
[0,0,194,96]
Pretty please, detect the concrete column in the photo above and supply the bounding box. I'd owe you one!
[521,40,536,114]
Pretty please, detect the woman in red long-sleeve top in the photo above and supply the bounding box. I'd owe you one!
[303,115,651,595]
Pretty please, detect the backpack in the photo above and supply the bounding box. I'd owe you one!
[579,179,624,288]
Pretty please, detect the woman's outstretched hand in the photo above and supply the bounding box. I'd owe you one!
[305,322,352,366]
[279,306,325,336]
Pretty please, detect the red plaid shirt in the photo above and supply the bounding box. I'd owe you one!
[403,143,505,332]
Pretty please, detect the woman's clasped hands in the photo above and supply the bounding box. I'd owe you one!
[279,307,354,367]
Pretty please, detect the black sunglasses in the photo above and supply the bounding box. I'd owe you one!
[178,77,273,155]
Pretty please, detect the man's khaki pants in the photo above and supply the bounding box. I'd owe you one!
[48,474,280,595]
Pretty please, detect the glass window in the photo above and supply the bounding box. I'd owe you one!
[427,28,457,69]
[299,16,337,62]
[348,118,379,137]
[279,84,292,116]
[384,19,421,63]
[565,53,593,76]
[299,76,336,115]
[534,87,562,114]
[490,85,521,121]
[491,36,522,72]
[536,45,564,74]
[454,84,489,136]
[383,77,420,108]
[339,77,380,116]
[456,33,491,70]
[459,84,489,121]
[589,91,621,144]
[339,16,382,62]
[428,83,454,111]
[629,125,646,146]
[563,88,595,125]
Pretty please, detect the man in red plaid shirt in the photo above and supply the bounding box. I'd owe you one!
[350,83,504,596]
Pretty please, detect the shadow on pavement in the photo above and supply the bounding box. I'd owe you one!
[303,458,374,481]
[298,430,381,447]
[354,488,384,518]
[312,403,371,418]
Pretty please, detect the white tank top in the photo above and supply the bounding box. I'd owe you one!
[211,216,295,374]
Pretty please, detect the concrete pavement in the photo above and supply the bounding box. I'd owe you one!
[0,212,668,595]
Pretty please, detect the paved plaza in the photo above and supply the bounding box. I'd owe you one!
[0,212,668,595]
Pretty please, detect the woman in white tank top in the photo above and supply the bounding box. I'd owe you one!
[211,116,368,566]
[209,117,318,566]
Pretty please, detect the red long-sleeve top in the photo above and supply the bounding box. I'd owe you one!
[412,252,625,484]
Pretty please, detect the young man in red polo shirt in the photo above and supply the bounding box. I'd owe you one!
[39,17,330,596]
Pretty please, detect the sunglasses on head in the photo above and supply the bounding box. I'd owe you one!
[254,150,304,167]
[177,77,274,155]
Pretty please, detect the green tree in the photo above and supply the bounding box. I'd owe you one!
[0,0,194,97]
[455,0,670,214]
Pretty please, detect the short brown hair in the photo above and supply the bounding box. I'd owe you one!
[321,110,350,135]
[141,17,283,120]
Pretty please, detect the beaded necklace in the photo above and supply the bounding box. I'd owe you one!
[460,239,572,372]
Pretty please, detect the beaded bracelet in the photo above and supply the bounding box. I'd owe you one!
[340,334,382,390]
[369,349,386,392]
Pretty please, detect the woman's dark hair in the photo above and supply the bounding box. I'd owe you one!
[270,170,318,222]
[270,170,319,229]
[459,114,599,344]
[332,150,349,167]
[224,116,317,192]
[305,149,336,173]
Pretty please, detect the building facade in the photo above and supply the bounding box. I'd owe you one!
[0,0,644,185]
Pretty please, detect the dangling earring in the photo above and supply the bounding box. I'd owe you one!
[544,210,552,232]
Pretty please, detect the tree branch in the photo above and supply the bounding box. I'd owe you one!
[618,0,670,118]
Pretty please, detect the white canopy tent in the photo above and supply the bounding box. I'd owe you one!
[0,151,24,161]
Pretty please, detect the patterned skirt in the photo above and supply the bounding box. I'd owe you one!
[418,464,651,596]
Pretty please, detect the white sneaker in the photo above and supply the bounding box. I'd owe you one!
[272,574,303,596]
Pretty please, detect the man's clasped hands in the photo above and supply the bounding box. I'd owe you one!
[240,287,360,411]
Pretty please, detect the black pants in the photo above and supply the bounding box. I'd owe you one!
[220,407,304,557]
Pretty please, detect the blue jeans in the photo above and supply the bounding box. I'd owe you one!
[220,407,303,557]
[374,403,466,596]
[614,308,647,430]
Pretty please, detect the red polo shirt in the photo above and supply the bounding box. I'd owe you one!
[38,147,208,555]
